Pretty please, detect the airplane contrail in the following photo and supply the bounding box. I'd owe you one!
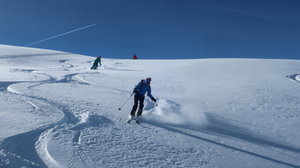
[24,24,97,47]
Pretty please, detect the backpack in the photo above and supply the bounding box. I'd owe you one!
[134,80,144,93]
[139,79,145,89]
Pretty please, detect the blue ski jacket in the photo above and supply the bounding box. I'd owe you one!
[133,80,155,100]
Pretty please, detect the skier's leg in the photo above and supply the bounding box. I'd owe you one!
[91,63,97,69]
[130,95,138,117]
[137,96,145,116]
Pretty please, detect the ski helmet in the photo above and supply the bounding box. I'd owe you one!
[146,77,151,84]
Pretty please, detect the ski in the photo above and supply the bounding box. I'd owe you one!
[127,117,135,123]
[127,116,140,124]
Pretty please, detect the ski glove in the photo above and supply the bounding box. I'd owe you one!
[151,97,157,102]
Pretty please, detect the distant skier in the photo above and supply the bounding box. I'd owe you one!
[91,56,101,70]
[130,78,156,118]
[132,54,138,59]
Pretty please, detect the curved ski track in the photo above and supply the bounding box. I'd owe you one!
[0,60,105,167]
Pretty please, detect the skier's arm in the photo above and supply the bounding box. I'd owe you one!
[98,58,101,65]
[147,87,156,102]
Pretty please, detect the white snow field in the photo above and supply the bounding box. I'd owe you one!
[0,44,300,168]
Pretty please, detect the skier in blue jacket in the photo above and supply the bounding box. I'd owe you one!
[130,77,156,117]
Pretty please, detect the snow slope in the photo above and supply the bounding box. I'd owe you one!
[0,44,300,168]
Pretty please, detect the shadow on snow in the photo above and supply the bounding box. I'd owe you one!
[143,112,300,168]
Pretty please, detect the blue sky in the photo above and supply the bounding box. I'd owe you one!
[0,0,300,59]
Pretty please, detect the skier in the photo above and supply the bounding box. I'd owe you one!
[91,56,101,70]
[132,54,137,59]
[130,78,156,119]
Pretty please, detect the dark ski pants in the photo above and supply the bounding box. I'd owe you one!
[91,63,98,70]
[130,94,145,117]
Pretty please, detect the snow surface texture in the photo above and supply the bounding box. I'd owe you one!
[0,44,300,168]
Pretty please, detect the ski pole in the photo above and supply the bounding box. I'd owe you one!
[118,93,134,110]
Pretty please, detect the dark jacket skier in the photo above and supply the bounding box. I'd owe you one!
[91,56,101,70]
[130,78,156,117]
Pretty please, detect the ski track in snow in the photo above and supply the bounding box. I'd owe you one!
[287,74,300,83]
[1,49,300,167]
[0,57,212,167]
[0,81,24,92]
[0,58,93,167]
